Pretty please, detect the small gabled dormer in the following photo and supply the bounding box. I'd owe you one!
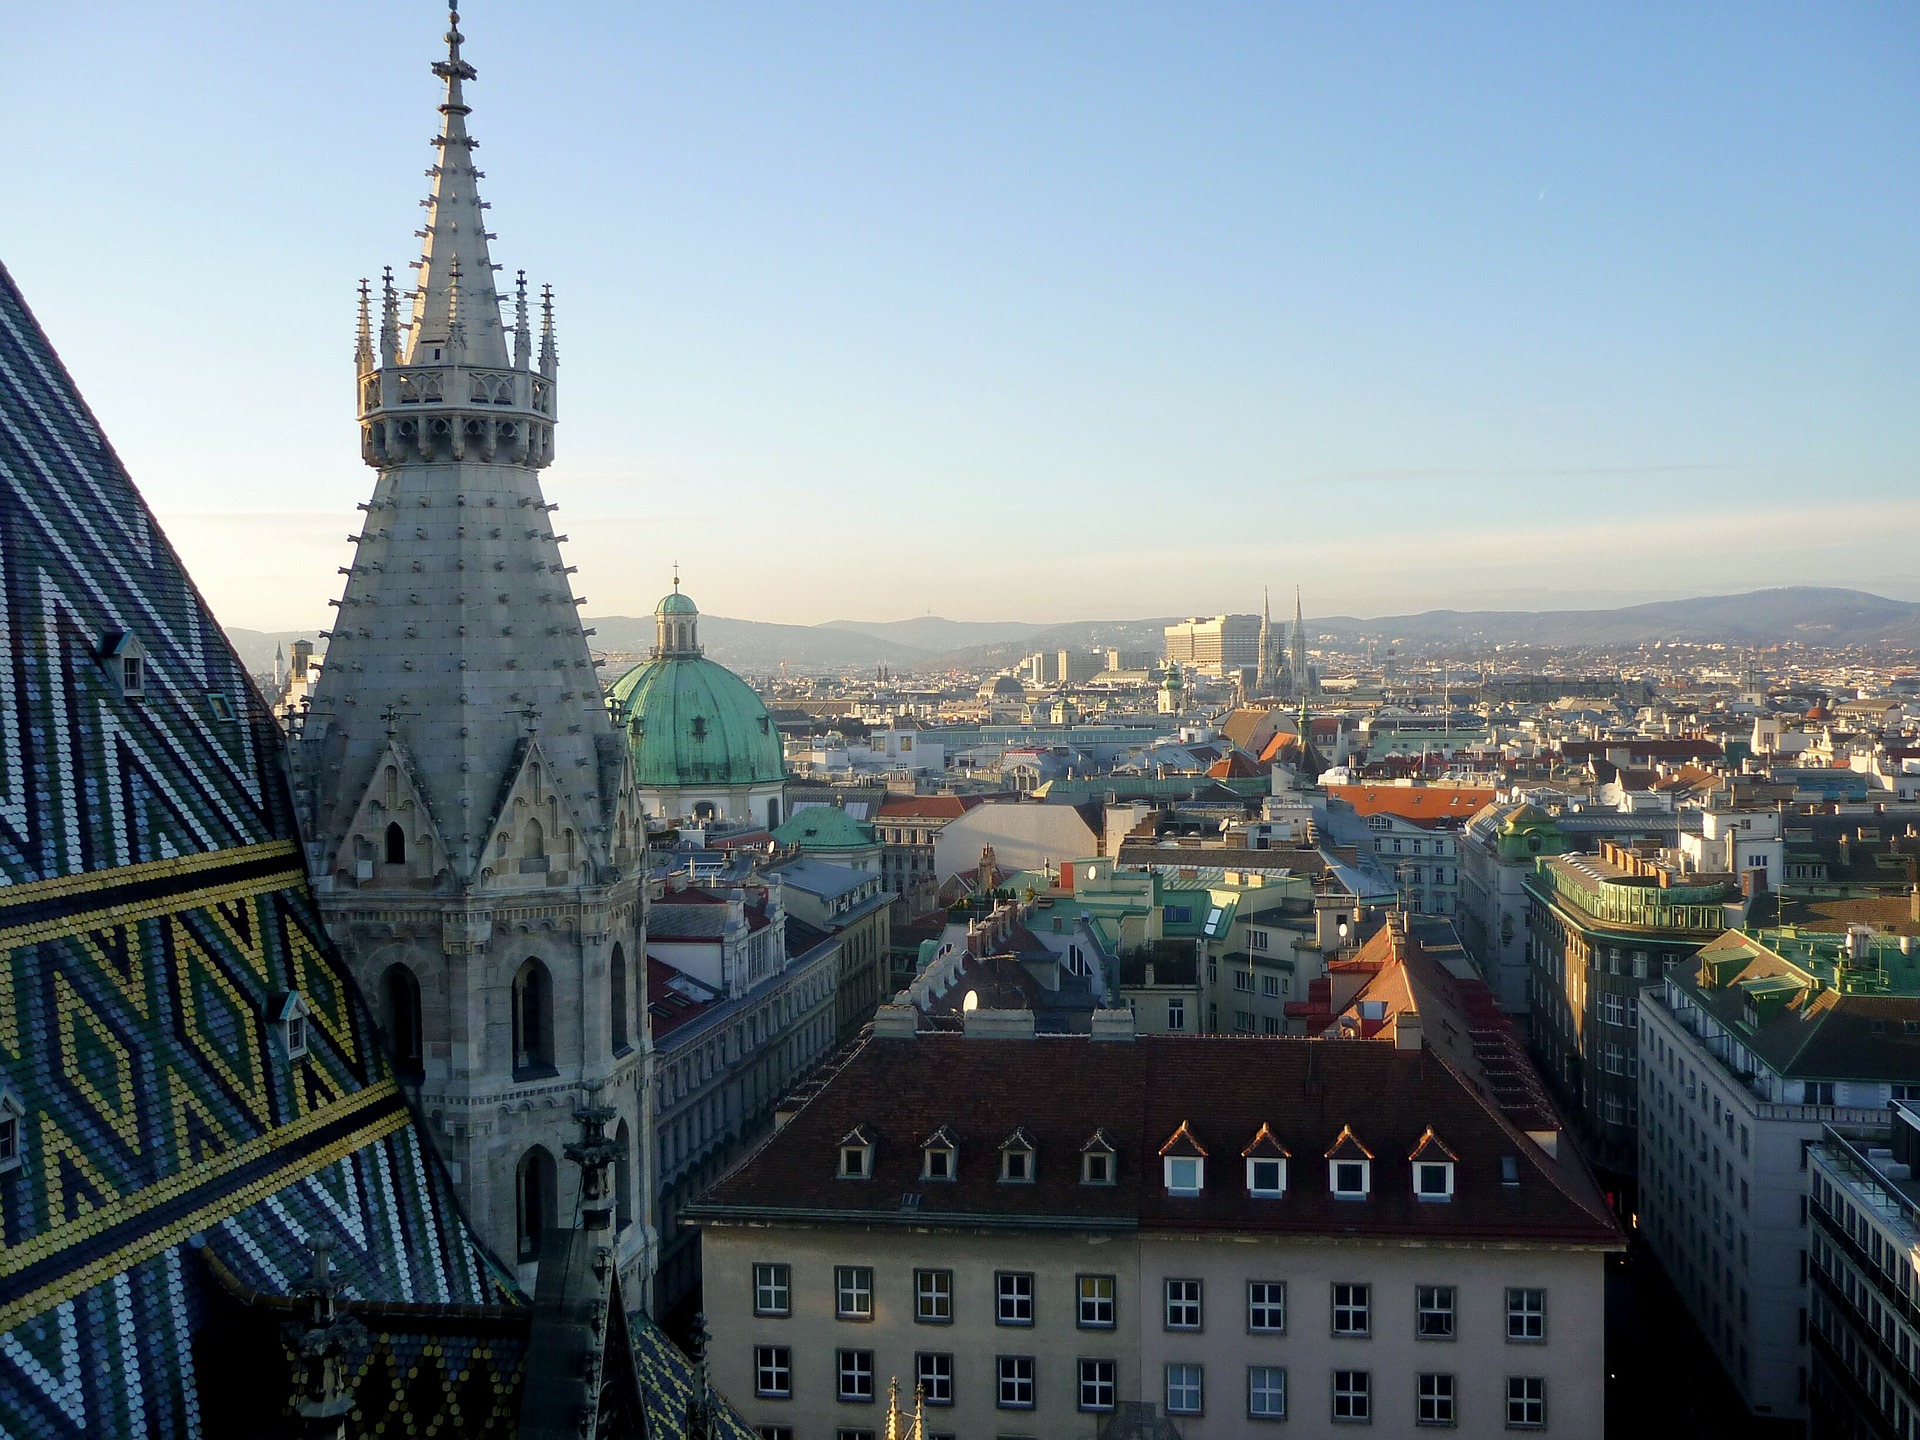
[999,1126,1037,1183]
[1160,1121,1208,1196]
[1243,1122,1291,1198]
[1409,1127,1458,1202]
[922,1125,959,1181]
[1325,1125,1373,1200]
[271,991,311,1062]
[102,631,147,701]
[1081,1128,1119,1186]
[838,1125,875,1179]
[0,1075,24,1175]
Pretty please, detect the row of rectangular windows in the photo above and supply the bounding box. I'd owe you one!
[754,1266,1547,1340]
[750,1349,1548,1427]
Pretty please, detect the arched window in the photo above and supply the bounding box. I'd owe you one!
[610,943,629,1053]
[515,1146,557,1262]
[614,1119,633,1230]
[767,797,781,829]
[381,963,423,1081]
[522,817,546,863]
[693,801,717,824]
[384,822,407,866]
[512,959,554,1075]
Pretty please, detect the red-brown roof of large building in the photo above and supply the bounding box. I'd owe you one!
[694,1033,1622,1246]
[877,794,986,820]
[1326,783,1495,821]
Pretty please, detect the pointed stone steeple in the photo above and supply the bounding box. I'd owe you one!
[1290,584,1309,698]
[406,8,511,369]
[293,10,654,1303]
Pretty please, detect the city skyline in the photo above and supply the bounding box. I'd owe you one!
[3,2,1916,632]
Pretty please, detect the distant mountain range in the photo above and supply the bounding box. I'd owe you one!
[223,586,1920,679]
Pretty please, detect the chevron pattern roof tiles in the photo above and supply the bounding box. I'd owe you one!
[0,262,516,1437]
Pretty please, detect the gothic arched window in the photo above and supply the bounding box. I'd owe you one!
[522,817,546,863]
[614,1119,633,1231]
[610,943,629,1054]
[515,1146,557,1262]
[382,963,424,1081]
[512,959,554,1075]
[384,822,407,866]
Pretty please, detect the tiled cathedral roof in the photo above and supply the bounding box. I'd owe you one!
[0,261,756,1438]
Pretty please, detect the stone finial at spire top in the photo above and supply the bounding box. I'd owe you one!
[512,269,531,370]
[402,6,509,367]
[379,266,400,363]
[354,279,373,370]
[538,283,557,375]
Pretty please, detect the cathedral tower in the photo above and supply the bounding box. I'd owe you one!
[1289,585,1311,698]
[293,9,654,1299]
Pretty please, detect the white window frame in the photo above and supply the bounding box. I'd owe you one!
[1333,1369,1371,1423]
[1418,1371,1457,1426]
[915,1351,953,1407]
[1414,1160,1455,1202]
[1164,1155,1204,1196]
[835,1265,874,1321]
[1507,1375,1547,1427]
[1165,1363,1204,1416]
[1165,1277,1203,1330]
[1248,1156,1287,1198]
[915,1268,952,1324]
[1078,1357,1117,1413]
[1416,1285,1456,1340]
[996,1354,1035,1409]
[753,1262,791,1317]
[836,1348,874,1403]
[1506,1288,1546,1342]
[1249,1364,1287,1419]
[1248,1280,1287,1334]
[1078,1274,1116,1329]
[754,1344,792,1398]
[1332,1282,1371,1337]
[996,1271,1035,1326]
[839,1142,872,1178]
[1330,1158,1371,1199]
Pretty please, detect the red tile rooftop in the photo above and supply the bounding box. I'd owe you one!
[695,1032,1621,1246]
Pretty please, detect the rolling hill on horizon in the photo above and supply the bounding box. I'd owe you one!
[224,586,1920,678]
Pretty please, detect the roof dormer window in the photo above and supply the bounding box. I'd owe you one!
[838,1125,874,1180]
[0,1077,24,1175]
[1243,1122,1291,1199]
[922,1125,958,1181]
[1410,1128,1457,1203]
[271,991,311,1062]
[1081,1128,1118,1186]
[999,1127,1036,1183]
[103,632,147,701]
[1160,1121,1207,1197]
[1326,1125,1373,1200]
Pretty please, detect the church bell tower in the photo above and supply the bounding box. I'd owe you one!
[294,9,654,1301]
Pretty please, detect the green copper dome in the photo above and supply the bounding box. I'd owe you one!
[656,588,699,617]
[608,586,785,789]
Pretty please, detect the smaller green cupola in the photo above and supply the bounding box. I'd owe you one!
[654,571,702,658]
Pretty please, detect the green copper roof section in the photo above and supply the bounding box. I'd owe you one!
[608,655,786,788]
[656,589,699,616]
[771,804,876,851]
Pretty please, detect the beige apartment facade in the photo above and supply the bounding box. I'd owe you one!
[690,1024,1621,1439]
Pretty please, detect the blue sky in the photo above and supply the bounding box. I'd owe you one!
[3,2,1916,630]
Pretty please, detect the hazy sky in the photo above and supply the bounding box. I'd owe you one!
[3,3,1917,632]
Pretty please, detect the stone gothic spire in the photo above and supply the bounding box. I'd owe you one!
[407,8,511,368]
[292,8,652,1301]
[300,8,620,885]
